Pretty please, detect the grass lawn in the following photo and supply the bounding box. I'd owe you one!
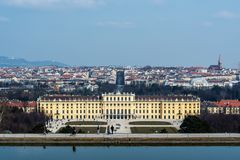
[58,127,106,134]
[129,121,171,125]
[65,121,107,125]
[76,127,106,134]
[131,127,177,134]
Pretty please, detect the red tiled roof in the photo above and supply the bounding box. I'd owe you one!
[0,101,37,108]
[214,100,240,107]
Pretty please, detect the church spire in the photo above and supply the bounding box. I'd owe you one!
[218,55,223,69]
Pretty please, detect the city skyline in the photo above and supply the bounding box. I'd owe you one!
[0,0,240,67]
[0,55,237,69]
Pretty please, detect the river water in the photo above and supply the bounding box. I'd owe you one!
[0,146,239,160]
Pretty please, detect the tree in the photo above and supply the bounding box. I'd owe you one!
[180,116,211,133]
[160,128,168,133]
[0,107,46,133]
[200,114,240,133]
[30,123,48,133]
[57,125,74,133]
[0,108,4,124]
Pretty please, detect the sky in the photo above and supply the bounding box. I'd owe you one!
[0,0,240,68]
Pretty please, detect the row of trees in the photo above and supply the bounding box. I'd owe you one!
[73,83,240,101]
[180,114,240,133]
[123,83,240,101]
[1,82,239,101]
[0,107,46,133]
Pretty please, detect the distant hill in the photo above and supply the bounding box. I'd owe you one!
[0,56,67,67]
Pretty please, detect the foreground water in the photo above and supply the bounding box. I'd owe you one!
[0,146,239,160]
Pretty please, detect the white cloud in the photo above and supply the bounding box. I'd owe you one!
[2,0,107,8]
[0,16,9,22]
[215,10,239,19]
[97,21,135,28]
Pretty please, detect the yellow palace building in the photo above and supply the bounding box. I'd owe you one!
[37,92,200,121]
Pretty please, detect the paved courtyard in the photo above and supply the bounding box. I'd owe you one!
[47,119,182,134]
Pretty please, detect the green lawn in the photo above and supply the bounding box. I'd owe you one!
[131,127,177,134]
[76,127,106,134]
[58,127,106,134]
[65,121,107,125]
[129,121,171,125]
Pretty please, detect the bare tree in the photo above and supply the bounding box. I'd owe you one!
[0,111,3,124]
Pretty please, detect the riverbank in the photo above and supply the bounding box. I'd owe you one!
[1,134,240,146]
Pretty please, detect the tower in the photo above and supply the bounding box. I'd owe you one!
[218,55,223,69]
[116,70,125,92]
[238,61,240,73]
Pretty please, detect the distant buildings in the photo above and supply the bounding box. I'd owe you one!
[206,100,240,115]
[208,55,223,71]
[0,56,239,93]
[0,99,36,113]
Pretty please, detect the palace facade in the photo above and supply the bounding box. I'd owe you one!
[37,92,200,121]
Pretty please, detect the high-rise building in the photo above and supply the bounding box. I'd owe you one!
[116,70,125,92]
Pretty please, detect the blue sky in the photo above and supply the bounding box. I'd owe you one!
[0,0,240,67]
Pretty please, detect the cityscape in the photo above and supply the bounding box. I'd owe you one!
[0,56,239,134]
[0,0,240,160]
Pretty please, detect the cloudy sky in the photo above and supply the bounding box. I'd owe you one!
[0,0,239,67]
